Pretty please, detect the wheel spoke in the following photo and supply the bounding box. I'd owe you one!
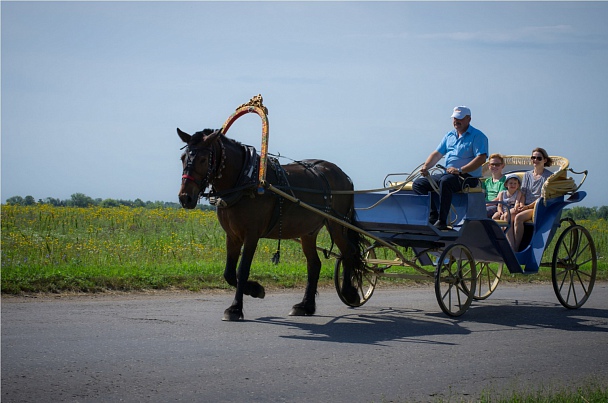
[552,225,597,310]
[435,244,475,317]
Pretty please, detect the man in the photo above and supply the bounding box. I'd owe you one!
[413,106,488,230]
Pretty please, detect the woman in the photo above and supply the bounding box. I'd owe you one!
[507,147,553,251]
[482,153,506,218]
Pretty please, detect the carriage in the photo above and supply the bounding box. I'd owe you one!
[177,96,597,320]
[333,155,595,317]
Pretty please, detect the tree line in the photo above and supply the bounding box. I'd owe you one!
[562,206,608,221]
[4,193,607,220]
[4,193,214,211]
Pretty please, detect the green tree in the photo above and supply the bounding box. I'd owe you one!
[23,195,36,205]
[6,196,24,205]
[69,193,95,207]
[100,199,119,208]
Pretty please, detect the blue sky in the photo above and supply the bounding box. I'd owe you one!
[2,1,607,207]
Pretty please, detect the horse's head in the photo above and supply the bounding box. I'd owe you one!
[177,128,223,209]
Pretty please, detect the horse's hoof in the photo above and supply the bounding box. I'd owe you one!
[222,307,244,321]
[251,283,266,299]
[289,303,315,316]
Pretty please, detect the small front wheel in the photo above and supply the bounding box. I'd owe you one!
[435,244,476,317]
[473,262,502,300]
[552,225,596,309]
[334,246,378,307]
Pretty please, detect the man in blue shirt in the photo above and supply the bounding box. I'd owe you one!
[413,106,488,230]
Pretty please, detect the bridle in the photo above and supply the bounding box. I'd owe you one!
[181,136,226,198]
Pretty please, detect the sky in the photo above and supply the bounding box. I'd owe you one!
[2,1,607,208]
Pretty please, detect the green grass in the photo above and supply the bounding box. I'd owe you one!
[1,205,607,294]
[434,381,608,403]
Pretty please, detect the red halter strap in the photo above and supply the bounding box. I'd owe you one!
[182,174,197,183]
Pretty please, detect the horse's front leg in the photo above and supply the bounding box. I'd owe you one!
[223,237,264,321]
[289,235,320,316]
[223,235,241,288]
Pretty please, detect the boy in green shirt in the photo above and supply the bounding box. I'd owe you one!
[482,153,506,218]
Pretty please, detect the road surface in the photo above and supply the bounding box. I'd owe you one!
[2,283,607,402]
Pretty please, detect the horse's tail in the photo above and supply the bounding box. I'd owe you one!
[346,201,366,272]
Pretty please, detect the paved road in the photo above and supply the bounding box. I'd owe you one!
[2,283,608,402]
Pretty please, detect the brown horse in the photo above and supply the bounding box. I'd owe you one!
[177,128,364,321]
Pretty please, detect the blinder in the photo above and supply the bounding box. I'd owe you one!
[180,136,226,199]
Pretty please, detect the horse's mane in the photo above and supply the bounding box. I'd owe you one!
[190,128,215,146]
[190,129,247,149]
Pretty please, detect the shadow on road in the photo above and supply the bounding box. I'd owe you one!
[255,306,469,345]
[254,300,608,345]
[467,298,608,332]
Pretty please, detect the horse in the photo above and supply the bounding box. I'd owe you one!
[177,128,364,321]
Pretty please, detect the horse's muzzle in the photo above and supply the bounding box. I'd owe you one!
[179,191,198,209]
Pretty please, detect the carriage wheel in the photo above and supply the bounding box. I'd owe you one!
[435,244,476,317]
[473,262,503,300]
[334,244,378,307]
[559,217,577,228]
[551,225,597,309]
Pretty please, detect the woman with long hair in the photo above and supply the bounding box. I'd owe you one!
[507,147,553,251]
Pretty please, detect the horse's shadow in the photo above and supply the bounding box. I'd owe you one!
[255,306,469,346]
[253,300,608,345]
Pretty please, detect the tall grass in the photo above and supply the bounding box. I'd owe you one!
[1,205,336,293]
[1,205,607,293]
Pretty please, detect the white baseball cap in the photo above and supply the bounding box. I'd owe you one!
[451,106,471,119]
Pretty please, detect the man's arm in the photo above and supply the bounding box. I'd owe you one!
[420,150,443,176]
[457,153,487,175]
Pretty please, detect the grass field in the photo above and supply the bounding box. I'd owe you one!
[1,204,606,294]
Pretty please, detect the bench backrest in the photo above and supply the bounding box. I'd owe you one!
[481,155,576,201]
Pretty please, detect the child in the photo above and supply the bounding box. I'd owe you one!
[482,153,506,218]
[493,173,525,222]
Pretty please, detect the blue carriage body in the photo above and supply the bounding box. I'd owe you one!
[354,190,587,274]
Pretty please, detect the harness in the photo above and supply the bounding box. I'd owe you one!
[182,136,342,262]
[182,138,259,208]
[182,138,226,194]
[207,145,259,208]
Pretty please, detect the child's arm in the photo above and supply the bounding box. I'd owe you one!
[496,193,504,213]
[515,191,525,210]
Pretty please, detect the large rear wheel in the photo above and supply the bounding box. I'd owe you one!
[435,244,476,317]
[552,225,596,309]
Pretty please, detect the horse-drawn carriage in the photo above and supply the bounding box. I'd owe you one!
[177,96,596,320]
[336,155,595,316]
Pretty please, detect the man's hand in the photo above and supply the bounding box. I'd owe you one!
[420,165,429,177]
[447,167,460,175]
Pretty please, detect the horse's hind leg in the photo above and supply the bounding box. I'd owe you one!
[289,234,320,316]
[326,222,361,306]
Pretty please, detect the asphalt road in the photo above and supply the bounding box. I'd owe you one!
[2,283,608,402]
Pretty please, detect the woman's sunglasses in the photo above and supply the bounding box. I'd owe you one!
[531,155,544,161]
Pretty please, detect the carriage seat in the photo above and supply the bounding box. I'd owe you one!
[483,154,575,227]
[391,180,484,193]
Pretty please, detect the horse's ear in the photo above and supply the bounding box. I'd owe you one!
[177,128,191,144]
